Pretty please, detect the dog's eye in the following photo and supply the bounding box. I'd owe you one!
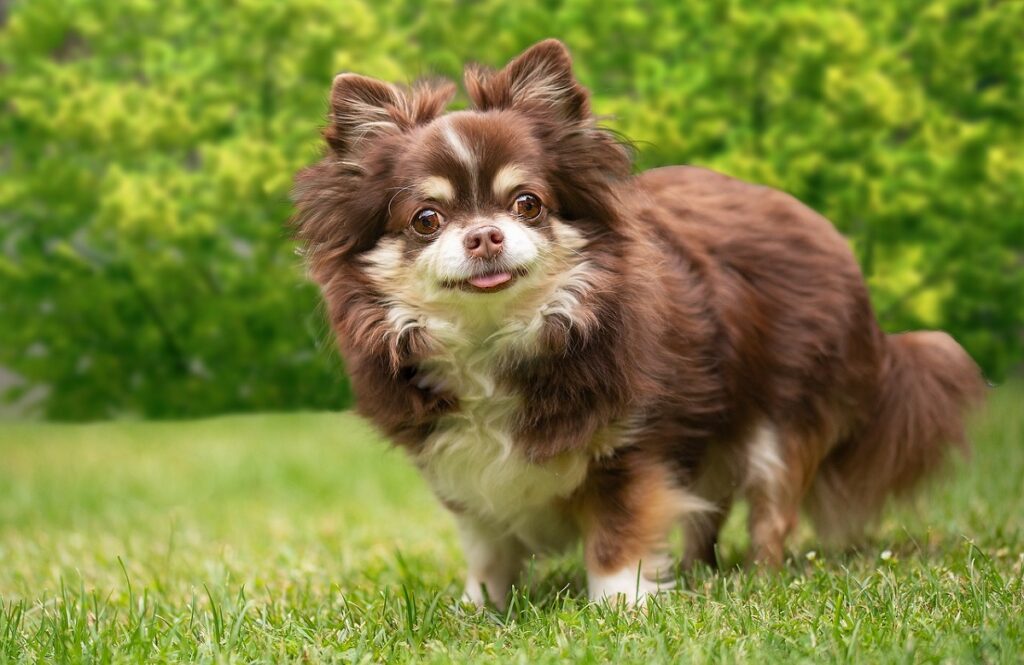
[512,193,543,221]
[411,209,443,236]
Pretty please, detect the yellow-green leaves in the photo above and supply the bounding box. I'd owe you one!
[1,0,1021,419]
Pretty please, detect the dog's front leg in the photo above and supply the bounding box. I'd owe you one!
[582,522,675,608]
[455,517,525,611]
[579,455,708,606]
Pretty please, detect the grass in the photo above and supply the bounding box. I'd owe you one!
[0,386,1022,663]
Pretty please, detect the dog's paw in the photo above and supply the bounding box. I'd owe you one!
[461,576,509,612]
[587,566,673,608]
[461,585,487,609]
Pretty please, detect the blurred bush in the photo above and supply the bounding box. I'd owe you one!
[1,0,1021,419]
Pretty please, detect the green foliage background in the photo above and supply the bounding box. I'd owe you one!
[1,0,1021,419]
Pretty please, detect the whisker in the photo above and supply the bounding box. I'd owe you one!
[386,185,417,217]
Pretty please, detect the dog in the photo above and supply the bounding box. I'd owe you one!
[292,40,985,608]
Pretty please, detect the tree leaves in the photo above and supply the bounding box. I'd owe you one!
[0,0,1020,419]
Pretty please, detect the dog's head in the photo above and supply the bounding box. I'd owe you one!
[294,40,631,328]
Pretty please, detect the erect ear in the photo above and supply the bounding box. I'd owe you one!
[325,73,455,154]
[464,39,590,123]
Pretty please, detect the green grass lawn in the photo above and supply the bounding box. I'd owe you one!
[1,385,1022,664]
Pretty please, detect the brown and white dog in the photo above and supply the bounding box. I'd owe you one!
[292,40,985,607]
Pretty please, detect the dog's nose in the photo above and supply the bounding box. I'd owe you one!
[464,225,504,259]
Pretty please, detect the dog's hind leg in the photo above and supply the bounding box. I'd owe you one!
[743,422,827,568]
[682,499,732,570]
[682,446,738,570]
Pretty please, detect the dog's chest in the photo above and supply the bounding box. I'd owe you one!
[415,333,588,542]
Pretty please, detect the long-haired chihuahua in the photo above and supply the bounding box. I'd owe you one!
[292,40,984,608]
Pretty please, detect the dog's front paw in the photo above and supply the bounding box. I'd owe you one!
[587,565,674,608]
[462,575,509,611]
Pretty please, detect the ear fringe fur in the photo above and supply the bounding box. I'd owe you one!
[464,39,590,122]
[325,74,456,155]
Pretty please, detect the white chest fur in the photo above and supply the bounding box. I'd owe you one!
[414,317,588,550]
[359,220,599,550]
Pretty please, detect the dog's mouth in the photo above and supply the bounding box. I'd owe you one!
[446,267,529,294]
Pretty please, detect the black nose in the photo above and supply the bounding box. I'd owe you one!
[464,225,504,259]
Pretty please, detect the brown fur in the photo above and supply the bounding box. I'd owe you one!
[579,452,700,575]
[292,40,986,602]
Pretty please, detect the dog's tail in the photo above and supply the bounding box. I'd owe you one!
[807,331,985,543]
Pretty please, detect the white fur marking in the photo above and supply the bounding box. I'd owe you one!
[587,556,675,606]
[416,215,540,284]
[458,520,524,610]
[418,322,589,532]
[443,120,476,170]
[746,421,785,496]
[550,218,588,251]
[362,237,404,280]
[670,489,719,518]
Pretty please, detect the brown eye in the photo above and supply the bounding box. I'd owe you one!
[411,209,443,236]
[512,193,543,221]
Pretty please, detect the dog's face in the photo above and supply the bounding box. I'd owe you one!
[358,110,571,307]
[294,40,631,327]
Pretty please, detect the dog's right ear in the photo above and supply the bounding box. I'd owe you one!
[325,74,404,155]
[465,39,590,123]
[325,74,454,155]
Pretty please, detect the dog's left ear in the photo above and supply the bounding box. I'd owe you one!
[465,39,590,123]
[325,74,455,155]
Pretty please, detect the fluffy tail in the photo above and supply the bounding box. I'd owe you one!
[808,331,986,543]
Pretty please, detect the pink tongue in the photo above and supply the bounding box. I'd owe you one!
[468,271,512,289]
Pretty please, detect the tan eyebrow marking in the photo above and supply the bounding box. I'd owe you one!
[491,164,528,200]
[418,176,455,203]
